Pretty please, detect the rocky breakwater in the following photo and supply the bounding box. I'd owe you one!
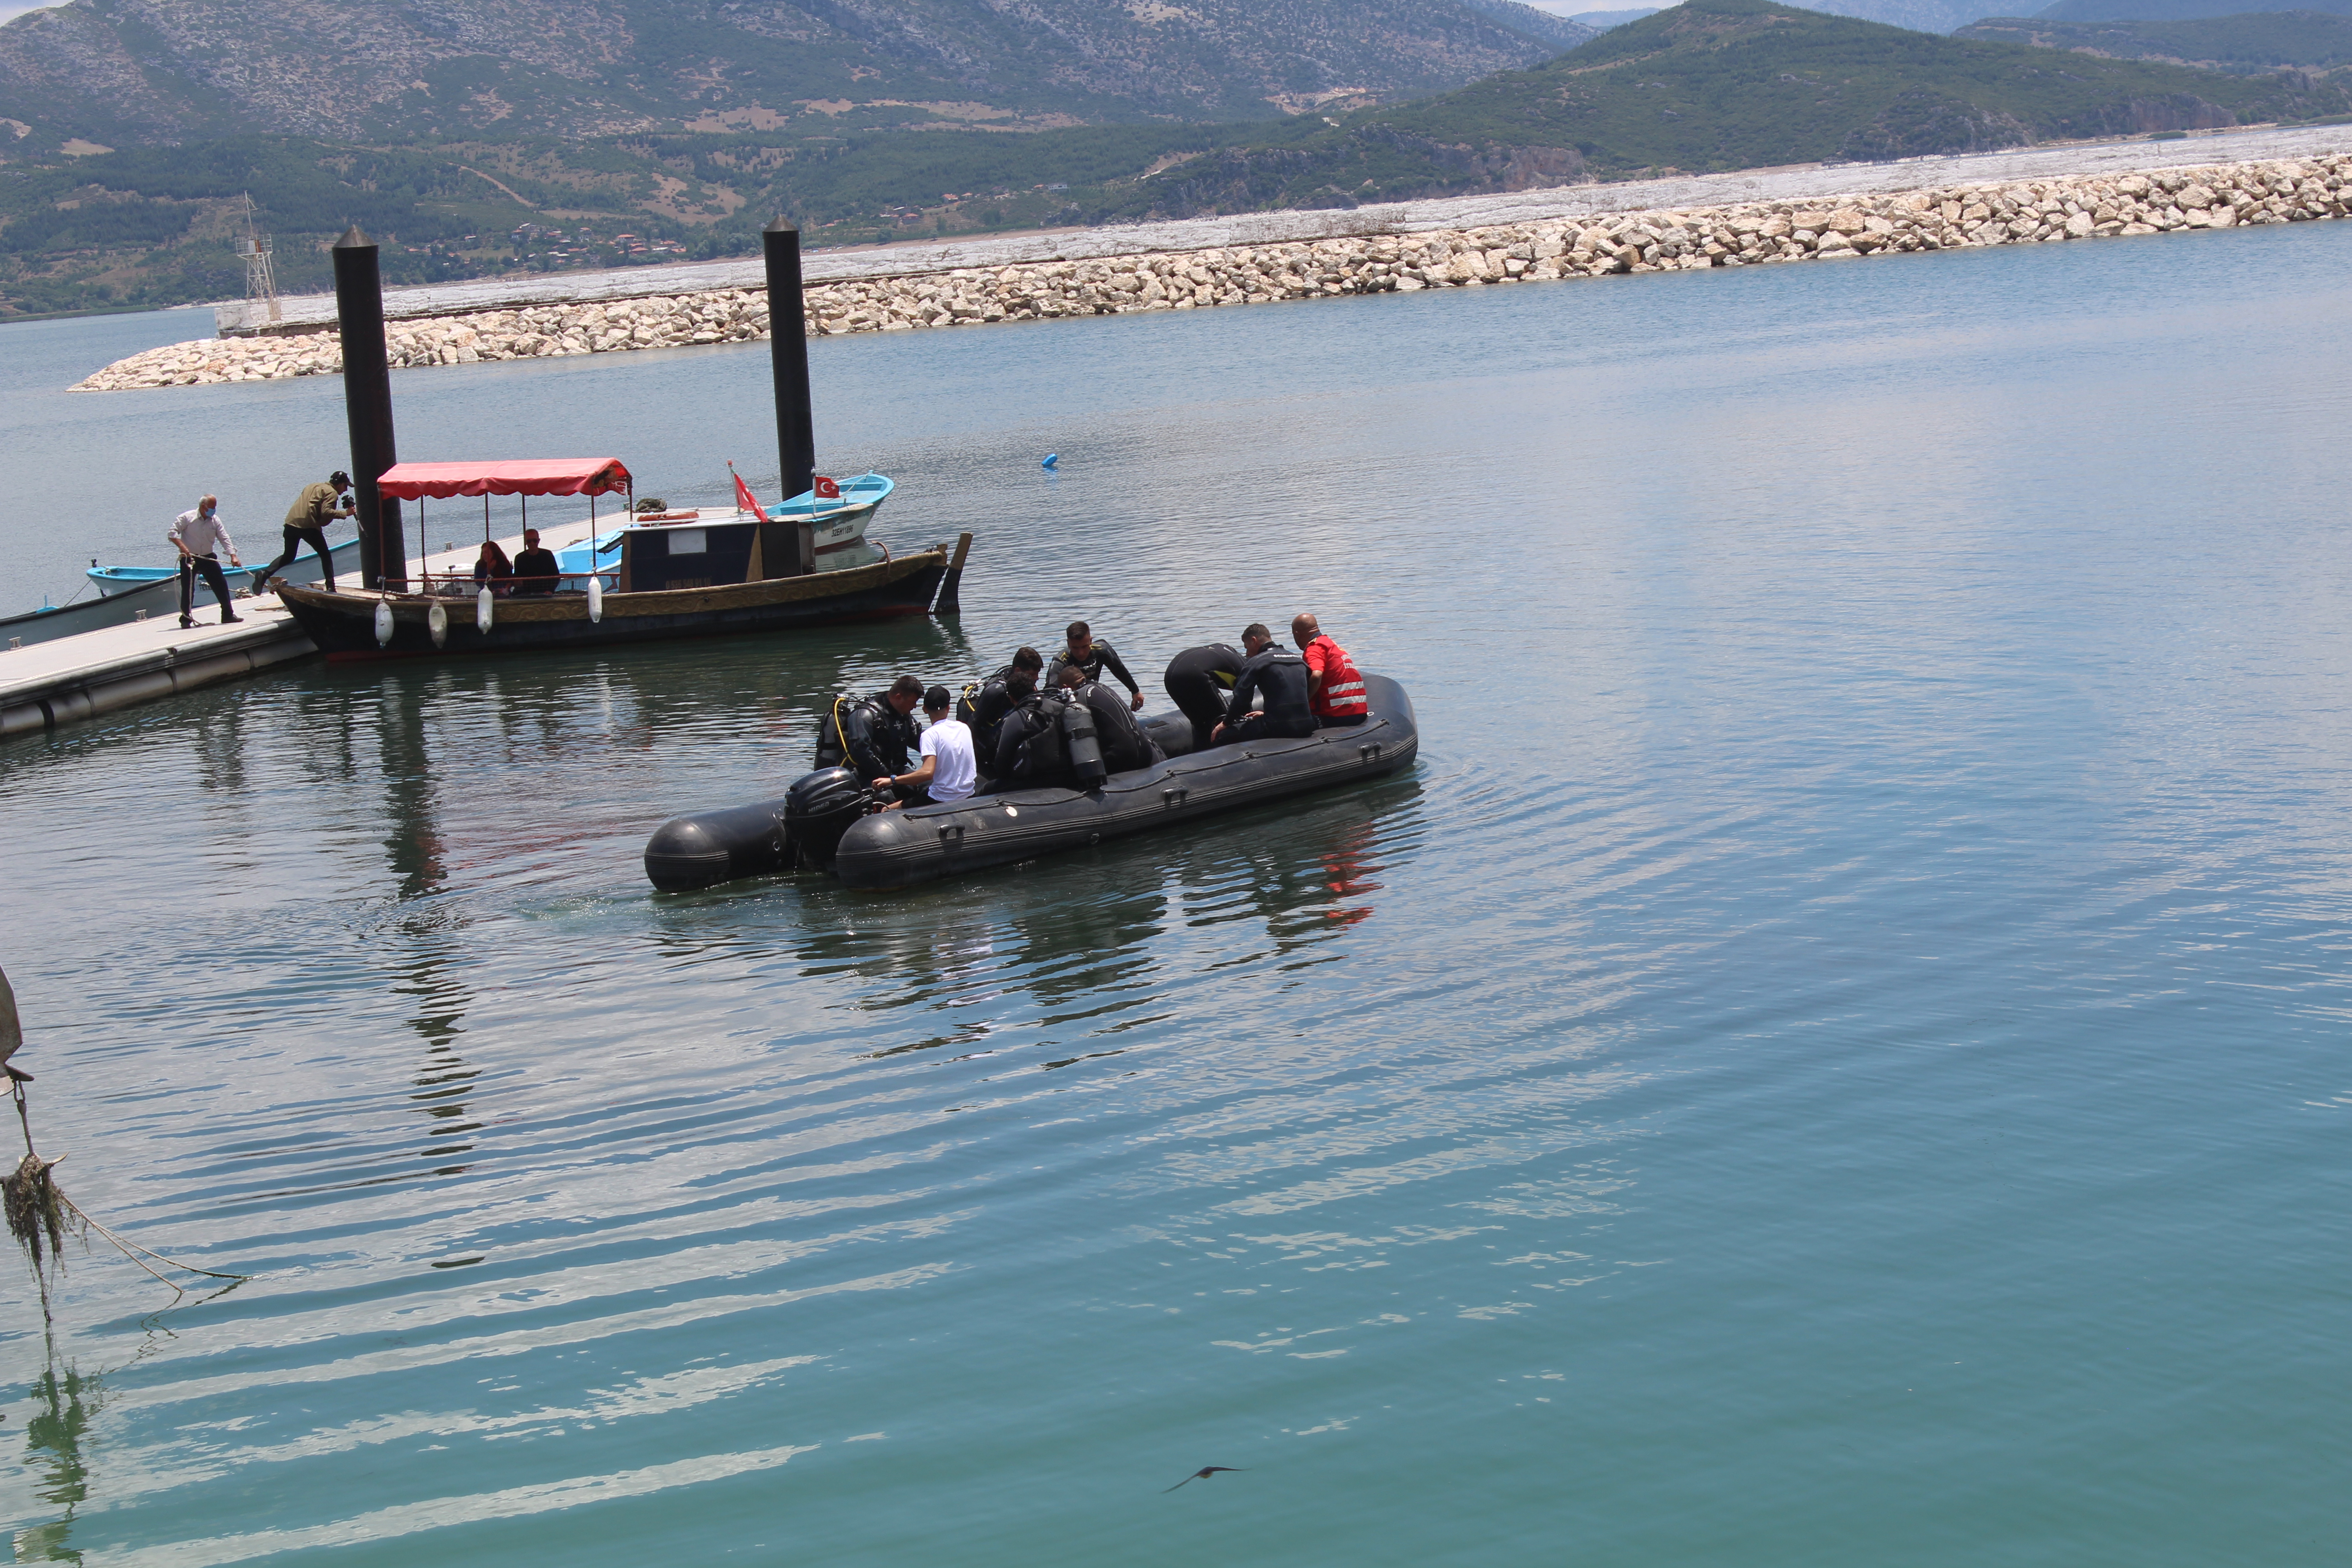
[71,154,2352,393]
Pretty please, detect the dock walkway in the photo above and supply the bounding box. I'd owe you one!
[2,532,539,740]
[0,603,314,739]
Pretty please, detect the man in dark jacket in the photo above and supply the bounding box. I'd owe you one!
[843,675,925,788]
[509,529,560,595]
[966,647,1046,774]
[1058,664,1162,774]
[250,470,353,594]
[1211,624,1315,745]
[1046,621,1145,710]
[1163,642,1245,736]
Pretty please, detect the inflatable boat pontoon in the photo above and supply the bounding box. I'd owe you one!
[644,673,1418,892]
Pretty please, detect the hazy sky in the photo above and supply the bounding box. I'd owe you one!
[0,0,64,23]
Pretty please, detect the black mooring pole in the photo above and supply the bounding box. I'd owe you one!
[333,226,403,591]
[763,218,816,515]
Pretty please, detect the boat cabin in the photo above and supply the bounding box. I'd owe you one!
[377,459,886,596]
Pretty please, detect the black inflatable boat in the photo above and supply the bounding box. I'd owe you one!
[644,672,1418,892]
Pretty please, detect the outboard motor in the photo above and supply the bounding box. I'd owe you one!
[1062,694,1106,787]
[784,766,872,871]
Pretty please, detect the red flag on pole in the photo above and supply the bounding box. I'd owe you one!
[813,476,841,500]
[729,462,768,522]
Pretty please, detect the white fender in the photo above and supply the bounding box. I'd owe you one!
[373,599,394,647]
[477,587,494,634]
[427,600,448,648]
[587,574,604,623]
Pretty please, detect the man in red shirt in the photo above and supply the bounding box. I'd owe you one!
[1292,613,1368,726]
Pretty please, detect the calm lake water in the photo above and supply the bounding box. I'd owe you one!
[3,224,2350,1566]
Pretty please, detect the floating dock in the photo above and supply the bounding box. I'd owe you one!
[1,534,541,739]
[0,602,314,738]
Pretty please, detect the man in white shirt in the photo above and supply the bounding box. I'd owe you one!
[169,495,243,628]
[875,686,976,807]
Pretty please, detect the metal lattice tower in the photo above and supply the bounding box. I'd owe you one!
[235,193,280,323]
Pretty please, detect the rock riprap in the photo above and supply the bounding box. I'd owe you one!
[72,155,2352,392]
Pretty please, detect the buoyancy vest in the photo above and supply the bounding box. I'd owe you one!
[1302,635,1368,720]
[1073,679,1155,773]
[997,693,1072,784]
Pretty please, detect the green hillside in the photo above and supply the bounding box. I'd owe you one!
[1957,10,2352,73]
[2033,0,2352,20]
[7,0,2348,320]
[1379,0,2347,168]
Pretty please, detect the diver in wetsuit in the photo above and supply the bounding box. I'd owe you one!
[836,675,926,794]
[962,647,1046,776]
[1058,663,1162,774]
[1046,621,1145,711]
[1210,623,1315,745]
[1163,642,1245,737]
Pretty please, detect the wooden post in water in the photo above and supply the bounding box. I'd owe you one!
[763,218,817,575]
[333,226,404,591]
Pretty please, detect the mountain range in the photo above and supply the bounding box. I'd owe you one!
[5,0,2350,321]
[0,0,1588,147]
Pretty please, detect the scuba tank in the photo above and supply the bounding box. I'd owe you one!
[1061,690,1106,787]
[783,766,872,872]
[956,663,1013,731]
[1008,691,1070,782]
[813,692,855,771]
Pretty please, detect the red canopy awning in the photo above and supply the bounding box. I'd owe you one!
[375,459,633,500]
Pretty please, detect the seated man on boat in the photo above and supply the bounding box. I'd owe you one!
[509,530,560,596]
[1047,621,1146,711]
[1294,613,1369,727]
[1210,624,1316,745]
[960,647,1046,779]
[1059,663,1163,773]
[1164,642,1245,738]
[874,686,977,808]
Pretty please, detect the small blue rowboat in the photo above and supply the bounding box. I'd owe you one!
[87,536,363,597]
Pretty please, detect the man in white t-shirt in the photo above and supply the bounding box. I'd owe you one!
[875,686,976,807]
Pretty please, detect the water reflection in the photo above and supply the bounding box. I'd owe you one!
[784,778,1426,1061]
[374,676,479,1179]
[13,1362,99,1564]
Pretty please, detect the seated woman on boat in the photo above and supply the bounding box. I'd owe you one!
[473,540,514,596]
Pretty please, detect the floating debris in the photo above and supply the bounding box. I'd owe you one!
[2,965,247,1319]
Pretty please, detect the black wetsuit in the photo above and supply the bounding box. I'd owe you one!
[993,693,1075,789]
[1222,647,1316,741]
[1047,640,1141,703]
[1163,644,1244,735]
[841,696,919,784]
[1070,679,1161,774]
[966,675,1023,771]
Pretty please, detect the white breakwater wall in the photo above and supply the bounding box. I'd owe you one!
[71,151,2352,393]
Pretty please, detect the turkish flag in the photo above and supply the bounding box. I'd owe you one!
[733,469,767,521]
[813,475,841,500]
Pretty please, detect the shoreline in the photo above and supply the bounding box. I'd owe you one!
[69,128,2352,394]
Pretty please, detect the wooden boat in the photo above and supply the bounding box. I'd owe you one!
[270,457,970,661]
